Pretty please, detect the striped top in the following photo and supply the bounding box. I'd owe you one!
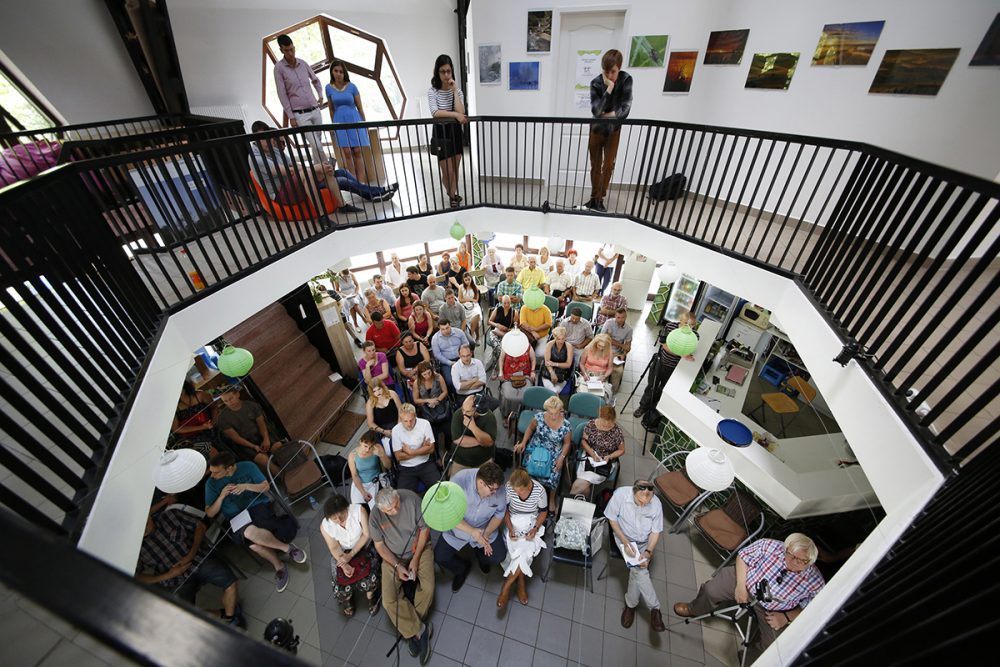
[428,86,465,115]
[505,479,548,517]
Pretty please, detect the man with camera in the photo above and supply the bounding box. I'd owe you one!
[674,533,826,664]
[633,310,698,422]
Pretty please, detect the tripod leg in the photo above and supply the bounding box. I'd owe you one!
[622,354,657,410]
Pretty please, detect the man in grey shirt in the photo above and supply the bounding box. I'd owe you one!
[438,289,466,333]
[433,462,507,592]
[561,307,594,364]
[421,275,446,316]
[370,488,434,662]
[605,481,665,633]
[601,307,633,392]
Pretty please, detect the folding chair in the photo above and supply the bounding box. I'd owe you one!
[567,392,604,431]
[565,300,594,321]
[542,496,605,593]
[649,450,721,534]
[267,440,338,514]
[691,489,766,576]
[512,386,557,445]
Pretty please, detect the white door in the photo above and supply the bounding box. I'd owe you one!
[552,10,626,187]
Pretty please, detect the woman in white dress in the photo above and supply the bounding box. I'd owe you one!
[458,272,483,341]
[334,268,368,330]
[320,494,381,617]
[536,246,554,274]
[498,467,549,610]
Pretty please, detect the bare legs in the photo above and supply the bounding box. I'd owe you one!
[244,525,292,571]
[222,582,238,617]
[570,478,593,497]
[439,154,462,203]
[347,146,368,183]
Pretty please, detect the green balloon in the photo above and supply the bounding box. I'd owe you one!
[450,221,466,241]
[523,287,545,310]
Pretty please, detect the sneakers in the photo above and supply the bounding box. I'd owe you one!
[451,564,470,592]
[223,604,247,630]
[479,562,491,575]
[339,204,364,213]
[594,200,608,213]
[408,638,420,658]
[583,198,597,210]
[419,621,434,665]
[275,567,289,593]
[288,544,307,564]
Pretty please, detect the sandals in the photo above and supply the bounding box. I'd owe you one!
[342,604,355,617]
[368,595,382,616]
[449,194,463,208]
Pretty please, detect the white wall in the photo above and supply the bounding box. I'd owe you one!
[0,0,154,123]
[168,0,460,127]
[471,0,1000,180]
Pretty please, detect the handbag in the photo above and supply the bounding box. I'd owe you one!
[334,546,374,586]
[526,446,553,479]
[510,373,528,389]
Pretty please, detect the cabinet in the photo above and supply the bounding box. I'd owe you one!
[727,318,765,350]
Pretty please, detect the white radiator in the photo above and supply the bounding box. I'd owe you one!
[190,104,249,133]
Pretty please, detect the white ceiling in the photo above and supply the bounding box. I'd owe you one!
[167,0,456,15]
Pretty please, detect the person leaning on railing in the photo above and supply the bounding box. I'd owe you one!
[585,49,633,213]
[428,53,468,209]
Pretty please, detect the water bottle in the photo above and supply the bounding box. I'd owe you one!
[308,496,319,511]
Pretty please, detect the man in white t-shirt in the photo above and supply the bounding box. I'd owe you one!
[389,404,441,493]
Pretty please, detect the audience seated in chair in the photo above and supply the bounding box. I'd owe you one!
[438,289,467,337]
[497,468,548,610]
[541,327,574,395]
[545,260,574,315]
[570,261,600,303]
[514,395,572,509]
[420,275,447,317]
[569,405,625,497]
[171,380,219,459]
[366,378,402,443]
[205,451,306,593]
[137,494,246,628]
[601,307,632,394]
[395,332,431,389]
[216,386,284,475]
[494,267,523,308]
[388,403,440,493]
[320,494,382,617]
[449,394,497,478]
[365,311,401,354]
[498,335,536,419]
[360,341,399,394]
[561,308,594,365]
[451,344,487,398]
[347,429,391,508]
[431,320,469,392]
[411,360,451,461]
[407,300,436,347]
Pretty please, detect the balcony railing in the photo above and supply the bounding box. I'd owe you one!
[0,113,997,664]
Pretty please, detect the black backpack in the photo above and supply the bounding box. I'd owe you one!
[648,173,687,201]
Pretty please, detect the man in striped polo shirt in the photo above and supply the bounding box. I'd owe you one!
[633,310,698,419]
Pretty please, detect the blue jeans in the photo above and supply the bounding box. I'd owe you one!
[333,168,390,201]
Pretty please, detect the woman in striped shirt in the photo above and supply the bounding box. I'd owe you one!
[499,467,548,609]
[428,54,468,208]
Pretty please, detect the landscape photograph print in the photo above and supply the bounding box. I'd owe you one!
[629,35,669,68]
[812,20,885,66]
[970,12,1000,66]
[509,61,540,91]
[527,10,553,53]
[869,48,960,95]
[704,29,750,65]
[745,52,801,90]
[478,43,501,85]
[663,50,698,92]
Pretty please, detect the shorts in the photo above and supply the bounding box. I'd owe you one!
[231,502,297,545]
[175,556,238,603]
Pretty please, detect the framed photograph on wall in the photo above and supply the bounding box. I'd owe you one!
[628,35,669,68]
[704,29,750,65]
[663,50,698,93]
[745,52,800,90]
[509,61,540,91]
[970,12,1000,66]
[870,48,960,95]
[812,21,885,66]
[478,43,502,85]
[527,10,553,54]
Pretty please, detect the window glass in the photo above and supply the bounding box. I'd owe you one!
[352,76,390,122]
[380,62,404,118]
[492,233,524,250]
[0,68,56,131]
[387,242,425,262]
[282,23,327,66]
[427,237,458,254]
[263,53,284,123]
[571,241,601,263]
[327,26,378,71]
[350,252,378,268]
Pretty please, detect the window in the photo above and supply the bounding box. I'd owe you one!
[262,15,407,140]
[0,62,60,134]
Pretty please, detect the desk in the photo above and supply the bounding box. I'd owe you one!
[656,320,878,519]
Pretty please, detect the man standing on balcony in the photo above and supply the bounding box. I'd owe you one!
[584,49,633,213]
[274,34,326,164]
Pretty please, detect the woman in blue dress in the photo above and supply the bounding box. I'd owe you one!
[326,60,370,184]
[514,395,572,508]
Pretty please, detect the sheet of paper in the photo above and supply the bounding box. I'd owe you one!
[230,509,252,533]
[586,379,604,390]
[621,541,648,567]
[587,457,608,468]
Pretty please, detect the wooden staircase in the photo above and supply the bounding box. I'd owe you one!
[225,303,353,444]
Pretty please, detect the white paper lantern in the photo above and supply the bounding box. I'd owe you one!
[685,447,734,492]
[500,329,529,357]
[155,449,207,493]
[658,261,681,284]
[546,236,564,252]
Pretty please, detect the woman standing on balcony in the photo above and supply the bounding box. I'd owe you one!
[428,54,467,209]
[326,60,369,184]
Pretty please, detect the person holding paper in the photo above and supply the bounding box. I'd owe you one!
[205,452,305,594]
[570,405,626,496]
[604,480,666,632]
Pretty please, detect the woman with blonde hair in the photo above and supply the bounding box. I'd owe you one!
[542,326,574,393]
[498,467,549,610]
[514,395,572,508]
[365,378,402,442]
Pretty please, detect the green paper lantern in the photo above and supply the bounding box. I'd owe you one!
[217,345,254,377]
[666,325,699,356]
[523,287,545,310]
[421,481,468,531]
[449,221,466,241]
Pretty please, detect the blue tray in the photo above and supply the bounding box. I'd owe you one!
[717,419,752,447]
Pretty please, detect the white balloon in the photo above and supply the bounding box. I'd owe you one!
[546,236,564,252]
[155,449,207,493]
[658,261,680,284]
[500,329,530,356]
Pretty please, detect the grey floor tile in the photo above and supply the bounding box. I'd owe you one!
[464,626,504,667]
[532,649,568,667]
[664,553,697,587]
[296,641,324,666]
[37,639,111,667]
[434,615,474,662]
[326,610,376,661]
[500,637,535,665]
[634,610,670,653]
[540,579,576,619]
[534,611,572,656]
[503,603,541,646]
[0,610,65,667]
[603,597,636,641]
[567,622,604,667]
[601,632,637,666]
[475,593,509,635]
[358,628,400,665]
[447,581,488,620]
[662,654,705,667]
[668,618,705,664]
[425,655,463,667]
[573,584,607,630]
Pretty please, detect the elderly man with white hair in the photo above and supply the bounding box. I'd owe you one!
[674,533,826,664]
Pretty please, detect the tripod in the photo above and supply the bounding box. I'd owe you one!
[675,580,784,667]
[622,322,673,412]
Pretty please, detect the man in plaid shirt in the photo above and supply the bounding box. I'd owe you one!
[674,534,825,664]
[136,494,246,628]
[494,267,523,307]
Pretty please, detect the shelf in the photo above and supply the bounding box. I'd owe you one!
[708,296,731,306]
[772,351,806,369]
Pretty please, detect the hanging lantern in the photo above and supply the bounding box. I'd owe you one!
[500,329,529,357]
[155,449,207,493]
[523,287,545,310]
[666,325,699,356]
[657,261,680,284]
[421,481,468,531]
[685,448,735,492]
[450,221,466,241]
[546,236,564,253]
[217,345,254,377]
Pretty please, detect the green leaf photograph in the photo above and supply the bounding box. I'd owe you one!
[629,35,669,68]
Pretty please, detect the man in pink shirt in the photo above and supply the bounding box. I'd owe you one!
[274,34,326,164]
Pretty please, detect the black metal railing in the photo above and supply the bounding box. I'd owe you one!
[0,113,997,664]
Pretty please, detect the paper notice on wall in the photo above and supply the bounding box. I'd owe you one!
[575,49,601,110]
